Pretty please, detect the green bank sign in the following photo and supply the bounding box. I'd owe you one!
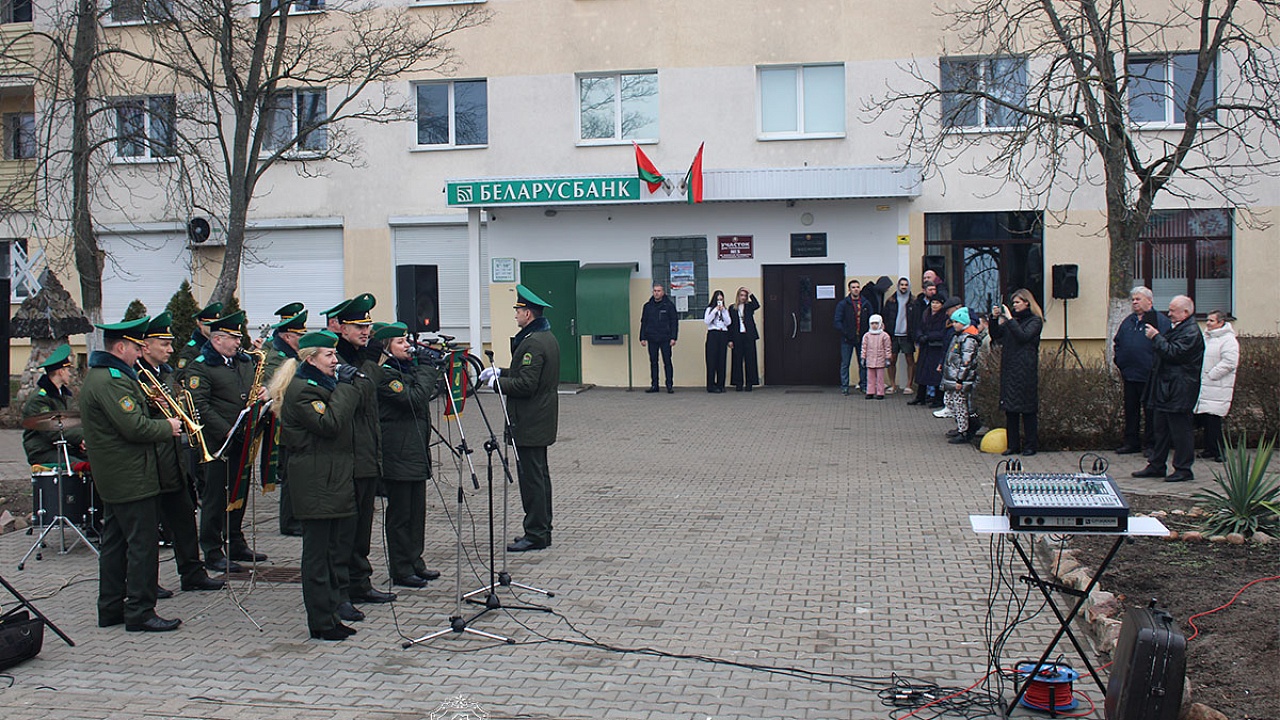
[447,177,641,206]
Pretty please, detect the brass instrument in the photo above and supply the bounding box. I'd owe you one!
[244,347,268,410]
[138,366,215,464]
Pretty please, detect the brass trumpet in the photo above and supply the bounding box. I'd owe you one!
[138,366,215,463]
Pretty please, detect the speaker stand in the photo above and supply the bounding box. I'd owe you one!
[1053,300,1082,369]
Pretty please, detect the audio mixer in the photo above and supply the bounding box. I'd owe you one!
[996,472,1130,532]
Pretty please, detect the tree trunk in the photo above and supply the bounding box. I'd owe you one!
[70,0,103,350]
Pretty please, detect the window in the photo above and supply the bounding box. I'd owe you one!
[940,57,1027,129]
[3,112,35,160]
[1128,53,1217,125]
[925,211,1044,309]
[263,89,327,154]
[115,95,175,159]
[268,0,323,13]
[758,64,844,137]
[8,239,43,302]
[650,236,707,320]
[578,71,658,142]
[1,0,32,23]
[1133,208,1231,315]
[108,0,171,23]
[415,80,487,147]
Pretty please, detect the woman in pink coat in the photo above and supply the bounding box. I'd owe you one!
[861,314,893,399]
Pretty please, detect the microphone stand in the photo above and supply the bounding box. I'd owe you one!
[460,368,553,611]
[404,362,512,647]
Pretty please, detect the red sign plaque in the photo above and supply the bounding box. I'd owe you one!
[718,235,754,260]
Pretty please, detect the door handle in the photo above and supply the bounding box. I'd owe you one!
[569,318,576,336]
[791,312,797,339]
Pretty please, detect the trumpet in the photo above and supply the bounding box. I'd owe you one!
[138,366,215,464]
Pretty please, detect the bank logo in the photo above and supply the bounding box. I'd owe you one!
[455,185,474,203]
[427,695,488,720]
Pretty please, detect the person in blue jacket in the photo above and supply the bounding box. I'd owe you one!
[1113,286,1172,455]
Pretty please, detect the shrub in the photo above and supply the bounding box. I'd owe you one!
[1194,433,1280,536]
[123,298,148,321]
[165,280,200,346]
[1228,335,1280,440]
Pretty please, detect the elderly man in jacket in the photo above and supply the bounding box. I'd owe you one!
[1113,286,1171,455]
[1132,295,1205,483]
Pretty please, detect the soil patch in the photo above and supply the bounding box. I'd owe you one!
[0,475,33,527]
[1070,493,1280,720]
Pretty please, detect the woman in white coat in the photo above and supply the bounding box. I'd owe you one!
[1193,310,1239,462]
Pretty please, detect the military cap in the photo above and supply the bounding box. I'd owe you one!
[271,310,308,333]
[97,316,151,345]
[334,293,376,325]
[274,302,305,320]
[194,301,223,324]
[371,321,408,342]
[321,299,351,318]
[513,284,552,310]
[299,330,339,349]
[144,311,175,340]
[39,344,74,371]
[208,310,247,337]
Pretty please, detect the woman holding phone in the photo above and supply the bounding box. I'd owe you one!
[704,290,730,392]
[989,289,1044,456]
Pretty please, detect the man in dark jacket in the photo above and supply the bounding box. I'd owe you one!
[22,344,86,465]
[174,301,222,372]
[137,313,223,594]
[185,310,264,573]
[834,279,871,394]
[329,294,395,607]
[639,283,678,393]
[1112,286,1172,455]
[373,322,442,587]
[1132,295,1205,483]
[480,285,560,552]
[81,316,183,632]
[880,277,917,395]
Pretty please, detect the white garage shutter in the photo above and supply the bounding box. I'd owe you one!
[240,227,344,334]
[99,233,192,323]
[393,224,489,344]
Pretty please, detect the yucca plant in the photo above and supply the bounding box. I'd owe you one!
[1193,433,1280,536]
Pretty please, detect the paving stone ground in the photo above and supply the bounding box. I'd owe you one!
[0,386,1205,719]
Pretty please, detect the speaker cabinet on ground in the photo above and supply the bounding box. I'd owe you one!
[395,265,440,333]
[1052,264,1079,299]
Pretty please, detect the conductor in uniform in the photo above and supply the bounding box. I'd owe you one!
[81,316,183,632]
[186,310,266,573]
[479,285,560,552]
[21,344,86,465]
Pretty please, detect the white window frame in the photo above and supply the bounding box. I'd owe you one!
[112,95,176,163]
[3,111,36,160]
[756,63,846,141]
[249,0,324,17]
[103,0,172,26]
[576,70,659,145]
[412,79,488,150]
[1127,52,1218,128]
[9,238,43,302]
[939,56,1028,132]
[2,0,33,23]
[262,87,328,157]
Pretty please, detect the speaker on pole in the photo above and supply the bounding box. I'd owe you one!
[395,265,440,333]
[1052,264,1079,300]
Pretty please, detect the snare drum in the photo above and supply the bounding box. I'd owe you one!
[30,469,99,535]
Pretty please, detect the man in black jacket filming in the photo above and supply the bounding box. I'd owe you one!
[639,283,679,393]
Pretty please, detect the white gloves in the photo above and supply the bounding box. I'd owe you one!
[478,367,501,389]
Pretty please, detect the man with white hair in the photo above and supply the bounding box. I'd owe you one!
[1132,295,1205,483]
[1112,286,1170,455]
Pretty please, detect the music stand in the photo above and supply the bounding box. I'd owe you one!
[18,427,99,570]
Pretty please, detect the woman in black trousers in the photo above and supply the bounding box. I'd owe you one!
[703,290,730,392]
[728,287,761,391]
[989,288,1044,456]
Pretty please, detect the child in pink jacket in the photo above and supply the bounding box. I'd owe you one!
[861,314,893,399]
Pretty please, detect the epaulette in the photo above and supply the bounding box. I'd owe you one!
[37,389,47,396]
[187,339,196,347]
[195,355,205,363]
[307,379,318,386]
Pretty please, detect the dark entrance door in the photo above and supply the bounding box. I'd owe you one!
[762,263,845,386]
[518,261,581,383]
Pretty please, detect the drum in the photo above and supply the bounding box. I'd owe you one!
[29,469,100,536]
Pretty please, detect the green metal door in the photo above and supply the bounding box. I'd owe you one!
[519,261,580,383]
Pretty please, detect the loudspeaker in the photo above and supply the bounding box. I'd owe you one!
[187,217,211,243]
[922,255,945,279]
[0,611,43,671]
[395,265,440,333]
[1052,264,1079,299]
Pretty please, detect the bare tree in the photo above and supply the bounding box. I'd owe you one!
[868,0,1280,302]
[116,0,490,304]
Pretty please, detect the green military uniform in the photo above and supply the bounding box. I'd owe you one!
[328,294,388,602]
[264,305,307,536]
[174,301,221,372]
[280,331,361,638]
[495,286,560,550]
[373,323,442,583]
[80,318,178,630]
[185,310,261,567]
[139,313,221,592]
[21,344,86,466]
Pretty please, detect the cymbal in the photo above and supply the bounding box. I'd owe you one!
[21,411,82,432]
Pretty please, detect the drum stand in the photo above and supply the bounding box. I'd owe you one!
[18,437,99,570]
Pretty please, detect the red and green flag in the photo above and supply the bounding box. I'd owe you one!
[634,142,666,194]
[681,142,705,204]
